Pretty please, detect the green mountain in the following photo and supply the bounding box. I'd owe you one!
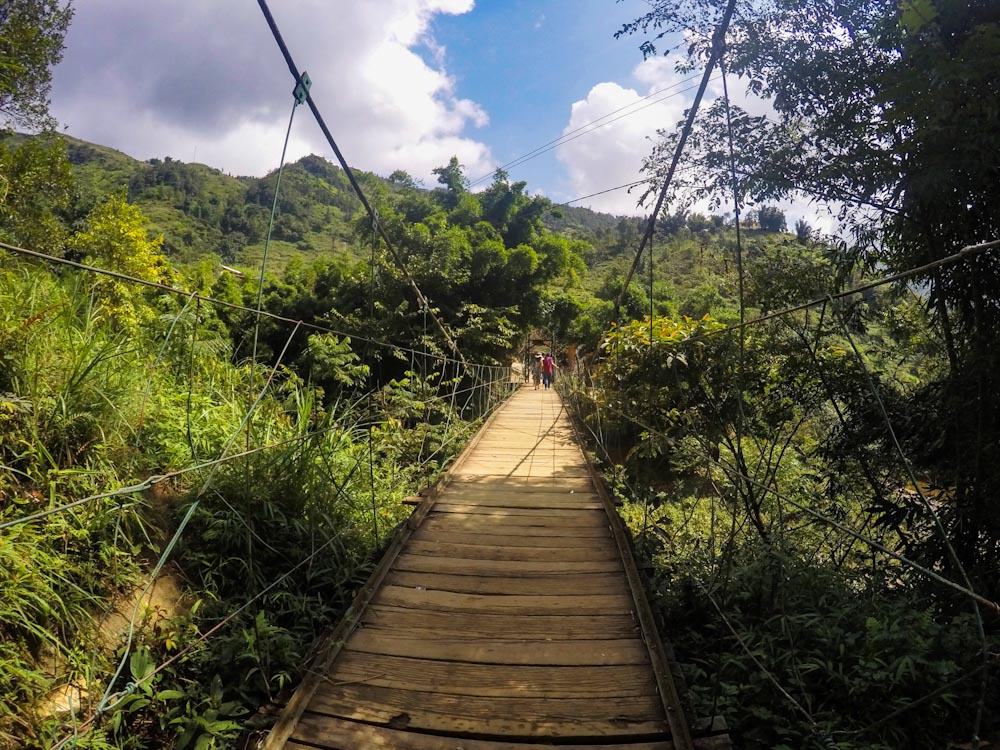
[64,135,367,269]
[57,133,826,354]
[61,135,641,274]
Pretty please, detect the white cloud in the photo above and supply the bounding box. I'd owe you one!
[554,57,843,237]
[50,0,490,181]
[554,57,692,215]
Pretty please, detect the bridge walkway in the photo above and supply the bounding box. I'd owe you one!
[265,387,729,749]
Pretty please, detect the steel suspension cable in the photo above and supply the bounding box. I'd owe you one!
[614,0,738,321]
[255,0,467,370]
[251,96,300,370]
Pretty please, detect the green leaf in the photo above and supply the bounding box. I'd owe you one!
[900,0,938,35]
[129,647,155,687]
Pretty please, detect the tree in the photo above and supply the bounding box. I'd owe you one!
[0,0,74,130]
[622,0,1000,589]
[479,169,552,247]
[686,212,711,233]
[753,206,786,233]
[0,133,73,253]
[388,169,418,189]
[794,219,813,244]
[626,0,1000,317]
[431,156,466,209]
[745,242,831,312]
[68,194,171,329]
[338,165,584,368]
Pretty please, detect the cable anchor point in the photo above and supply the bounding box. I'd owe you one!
[293,71,312,104]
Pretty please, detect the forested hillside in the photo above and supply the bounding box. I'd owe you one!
[63,136,368,267]
[46,133,823,363]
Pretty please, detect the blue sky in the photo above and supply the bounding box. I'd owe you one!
[426,0,651,191]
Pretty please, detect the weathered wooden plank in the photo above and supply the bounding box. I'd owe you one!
[422,512,608,529]
[449,477,593,490]
[430,504,606,519]
[411,530,611,548]
[346,629,650,666]
[386,569,626,596]
[436,488,598,500]
[460,454,586,463]
[313,684,664,724]
[461,446,583,455]
[287,715,681,750]
[456,465,593,478]
[405,540,619,561]
[392,553,623,576]
[374,586,633,615]
[360,606,642,640]
[471,433,578,440]
[304,684,666,737]
[419,516,610,537]
[434,495,603,509]
[466,450,579,456]
[328,652,661,700]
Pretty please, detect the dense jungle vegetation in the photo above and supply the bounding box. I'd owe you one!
[558,0,1000,748]
[2,0,1000,748]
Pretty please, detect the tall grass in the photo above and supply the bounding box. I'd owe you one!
[0,256,491,748]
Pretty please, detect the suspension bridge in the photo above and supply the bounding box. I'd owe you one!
[263,386,728,750]
[2,0,997,746]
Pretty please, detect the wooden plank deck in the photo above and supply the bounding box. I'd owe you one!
[265,387,728,749]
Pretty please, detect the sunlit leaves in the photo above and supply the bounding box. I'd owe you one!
[69,194,171,330]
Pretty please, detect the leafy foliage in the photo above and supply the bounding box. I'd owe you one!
[0,0,73,130]
[566,280,999,745]
[68,193,172,330]
[0,133,73,254]
[645,544,986,750]
[624,0,1000,582]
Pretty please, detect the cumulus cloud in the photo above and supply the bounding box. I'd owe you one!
[554,57,692,215]
[554,56,843,237]
[50,0,491,180]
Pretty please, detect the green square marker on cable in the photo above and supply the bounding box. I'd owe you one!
[293,71,311,104]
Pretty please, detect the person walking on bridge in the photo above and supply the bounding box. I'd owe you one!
[532,353,542,390]
[541,353,554,390]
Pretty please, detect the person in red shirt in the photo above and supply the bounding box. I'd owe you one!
[541,353,554,389]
